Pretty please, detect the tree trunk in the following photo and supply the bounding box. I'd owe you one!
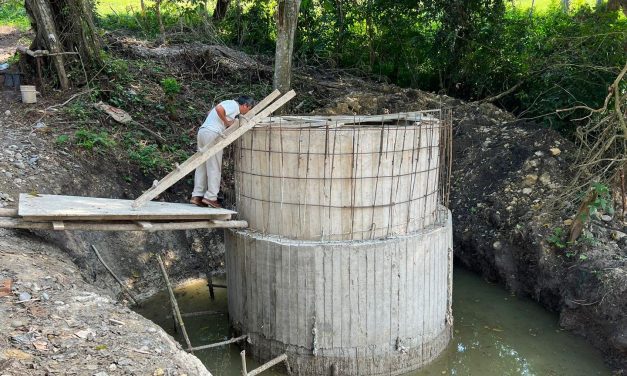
[273,0,301,94]
[24,0,101,90]
[25,0,69,90]
[608,0,627,15]
[561,0,570,12]
[213,0,230,21]
[366,0,375,69]
[155,0,166,43]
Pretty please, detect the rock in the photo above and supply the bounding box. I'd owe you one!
[153,368,165,376]
[109,364,117,371]
[550,147,561,156]
[147,327,157,333]
[493,241,503,250]
[14,162,25,170]
[28,156,39,165]
[14,178,23,184]
[4,110,11,116]
[74,329,94,339]
[522,188,533,195]
[539,173,551,186]
[611,231,626,241]
[534,151,544,157]
[523,174,538,187]
[14,152,22,159]
[601,215,613,222]
[94,372,108,376]
[34,122,46,129]
[19,292,32,301]
[42,292,50,300]
[563,219,573,226]
[5,172,12,178]
[10,320,25,328]
[117,358,133,366]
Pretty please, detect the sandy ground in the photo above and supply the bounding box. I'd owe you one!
[0,26,30,63]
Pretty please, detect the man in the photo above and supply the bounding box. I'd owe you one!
[191,96,254,208]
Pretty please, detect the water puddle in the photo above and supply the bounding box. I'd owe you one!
[136,267,611,376]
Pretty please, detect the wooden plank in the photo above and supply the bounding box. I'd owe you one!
[132,90,283,210]
[0,217,247,231]
[18,194,235,221]
[52,221,65,231]
[132,90,295,208]
[0,208,17,217]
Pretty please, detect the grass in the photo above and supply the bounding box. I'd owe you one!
[0,0,30,30]
[509,0,602,12]
[96,0,146,16]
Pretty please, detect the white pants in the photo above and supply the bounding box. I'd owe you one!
[192,128,223,200]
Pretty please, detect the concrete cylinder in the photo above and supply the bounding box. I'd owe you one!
[225,214,453,375]
[226,113,453,375]
[234,118,442,241]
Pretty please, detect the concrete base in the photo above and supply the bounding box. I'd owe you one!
[225,210,453,376]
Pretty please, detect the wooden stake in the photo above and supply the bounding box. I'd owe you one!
[208,273,215,300]
[90,245,138,306]
[247,354,288,376]
[240,350,248,376]
[187,334,247,352]
[156,254,193,353]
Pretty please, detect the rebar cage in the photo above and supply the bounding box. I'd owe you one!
[226,109,452,241]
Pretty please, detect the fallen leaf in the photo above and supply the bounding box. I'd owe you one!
[4,349,32,360]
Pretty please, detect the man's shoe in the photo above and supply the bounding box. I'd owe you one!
[190,196,207,207]
[201,198,222,208]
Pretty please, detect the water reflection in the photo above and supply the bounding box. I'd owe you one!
[137,267,611,376]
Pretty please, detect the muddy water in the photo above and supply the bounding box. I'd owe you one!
[137,267,611,376]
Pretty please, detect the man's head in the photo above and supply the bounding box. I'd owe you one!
[236,96,255,115]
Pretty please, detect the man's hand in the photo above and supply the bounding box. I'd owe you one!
[225,119,235,127]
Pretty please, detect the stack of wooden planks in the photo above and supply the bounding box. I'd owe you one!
[0,194,246,232]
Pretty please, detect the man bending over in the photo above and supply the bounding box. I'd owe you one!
[191,96,254,208]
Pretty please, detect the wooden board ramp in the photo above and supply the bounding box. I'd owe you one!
[18,194,235,221]
[132,89,296,209]
[0,194,247,232]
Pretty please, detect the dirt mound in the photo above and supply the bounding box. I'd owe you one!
[0,229,211,375]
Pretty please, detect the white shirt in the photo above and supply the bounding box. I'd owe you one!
[200,100,240,133]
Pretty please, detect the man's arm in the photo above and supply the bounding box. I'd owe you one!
[215,104,235,127]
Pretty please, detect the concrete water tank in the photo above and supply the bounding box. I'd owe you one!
[225,111,453,375]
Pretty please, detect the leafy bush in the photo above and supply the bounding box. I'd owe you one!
[74,129,116,150]
[160,77,181,96]
[0,0,30,30]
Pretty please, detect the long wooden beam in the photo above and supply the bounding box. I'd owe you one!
[132,90,295,209]
[0,217,247,231]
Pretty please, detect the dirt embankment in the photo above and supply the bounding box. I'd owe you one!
[0,229,211,375]
[321,91,626,372]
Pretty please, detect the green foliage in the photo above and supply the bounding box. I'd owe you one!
[74,129,116,150]
[548,227,567,249]
[123,132,189,174]
[56,134,70,145]
[160,77,181,96]
[101,52,132,83]
[0,0,30,31]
